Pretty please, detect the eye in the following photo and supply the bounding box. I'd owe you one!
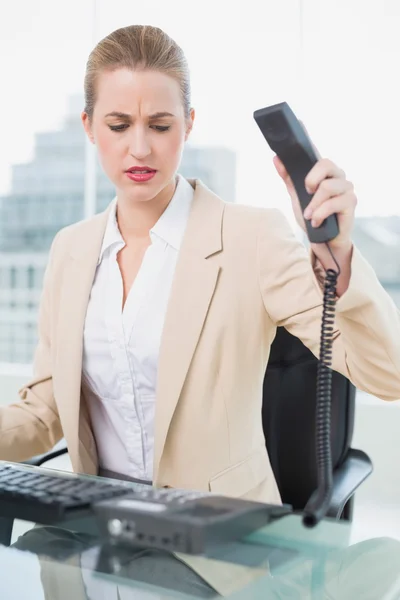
[108,124,171,133]
[108,124,129,132]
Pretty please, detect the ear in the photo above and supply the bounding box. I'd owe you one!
[81,111,95,145]
[184,107,195,141]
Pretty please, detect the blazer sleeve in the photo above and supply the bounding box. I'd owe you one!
[258,209,400,401]
[0,233,63,460]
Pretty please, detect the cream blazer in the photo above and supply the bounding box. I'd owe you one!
[1,178,400,500]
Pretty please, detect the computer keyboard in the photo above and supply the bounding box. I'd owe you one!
[0,462,136,523]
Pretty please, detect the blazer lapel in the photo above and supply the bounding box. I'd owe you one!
[55,207,112,472]
[153,180,224,481]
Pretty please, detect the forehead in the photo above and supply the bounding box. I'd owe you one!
[94,68,183,116]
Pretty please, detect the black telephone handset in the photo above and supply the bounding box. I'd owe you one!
[254,102,341,527]
[253,102,339,243]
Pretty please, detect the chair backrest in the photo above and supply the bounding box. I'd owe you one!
[262,326,356,510]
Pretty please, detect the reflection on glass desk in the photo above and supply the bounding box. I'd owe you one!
[2,509,400,599]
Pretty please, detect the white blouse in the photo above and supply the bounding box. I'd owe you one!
[81,174,194,481]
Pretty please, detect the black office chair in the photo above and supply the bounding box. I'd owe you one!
[263,326,373,521]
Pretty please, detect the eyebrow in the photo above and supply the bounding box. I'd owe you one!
[104,111,175,120]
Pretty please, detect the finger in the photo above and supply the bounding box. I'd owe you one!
[304,178,354,218]
[305,159,346,194]
[310,192,357,228]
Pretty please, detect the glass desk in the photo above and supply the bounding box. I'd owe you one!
[1,484,400,599]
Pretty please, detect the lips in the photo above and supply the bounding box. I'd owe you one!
[126,166,157,173]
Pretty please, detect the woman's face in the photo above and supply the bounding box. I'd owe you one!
[82,68,194,203]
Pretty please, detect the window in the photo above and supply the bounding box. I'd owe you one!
[9,267,16,289]
[27,266,35,289]
[0,0,93,364]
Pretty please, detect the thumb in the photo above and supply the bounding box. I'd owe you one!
[272,155,297,202]
[273,155,293,189]
[273,155,288,181]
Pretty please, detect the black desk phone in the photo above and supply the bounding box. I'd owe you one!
[254,102,341,527]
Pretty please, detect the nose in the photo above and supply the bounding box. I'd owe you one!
[128,126,151,160]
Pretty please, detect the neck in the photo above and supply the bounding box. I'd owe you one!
[116,176,178,243]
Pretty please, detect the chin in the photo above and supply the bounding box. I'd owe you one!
[117,181,159,200]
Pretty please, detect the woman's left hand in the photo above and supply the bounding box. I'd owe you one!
[273,155,357,250]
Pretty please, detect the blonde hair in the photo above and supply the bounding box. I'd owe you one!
[84,24,191,121]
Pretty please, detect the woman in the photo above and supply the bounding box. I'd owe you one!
[1,25,399,505]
